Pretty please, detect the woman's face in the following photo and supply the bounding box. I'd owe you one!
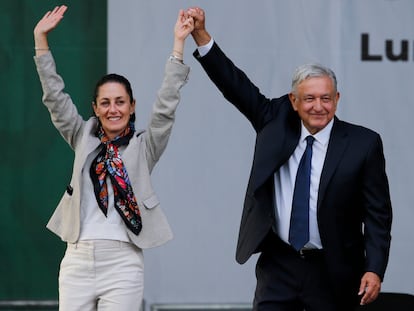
[93,82,135,140]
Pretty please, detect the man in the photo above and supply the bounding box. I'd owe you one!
[187,7,392,311]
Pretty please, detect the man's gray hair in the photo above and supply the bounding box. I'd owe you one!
[291,63,338,95]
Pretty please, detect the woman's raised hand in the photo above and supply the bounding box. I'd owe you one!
[34,5,67,37]
[172,9,194,61]
[34,5,67,54]
[174,9,194,41]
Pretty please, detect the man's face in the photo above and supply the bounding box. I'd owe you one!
[289,76,339,134]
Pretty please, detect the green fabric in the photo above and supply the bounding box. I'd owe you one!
[0,0,107,299]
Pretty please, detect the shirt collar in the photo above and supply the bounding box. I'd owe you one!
[300,119,334,147]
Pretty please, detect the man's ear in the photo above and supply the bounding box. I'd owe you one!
[289,92,298,111]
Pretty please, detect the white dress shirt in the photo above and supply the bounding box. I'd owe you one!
[274,121,333,249]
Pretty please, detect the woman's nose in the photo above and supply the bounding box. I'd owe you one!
[108,102,117,112]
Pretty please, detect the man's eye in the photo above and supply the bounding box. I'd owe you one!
[304,97,314,103]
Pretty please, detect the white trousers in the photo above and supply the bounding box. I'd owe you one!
[58,240,144,311]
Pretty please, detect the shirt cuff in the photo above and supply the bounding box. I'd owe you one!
[197,38,214,57]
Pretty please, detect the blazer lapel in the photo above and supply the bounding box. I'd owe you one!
[76,124,101,170]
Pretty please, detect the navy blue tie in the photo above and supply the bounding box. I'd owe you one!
[289,135,315,251]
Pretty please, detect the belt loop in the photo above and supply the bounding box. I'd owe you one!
[68,242,78,249]
[120,241,127,249]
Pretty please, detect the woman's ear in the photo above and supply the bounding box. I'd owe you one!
[130,99,136,114]
[92,101,99,117]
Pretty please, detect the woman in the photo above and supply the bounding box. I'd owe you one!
[33,5,193,310]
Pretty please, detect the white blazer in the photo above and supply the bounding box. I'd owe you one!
[34,52,190,249]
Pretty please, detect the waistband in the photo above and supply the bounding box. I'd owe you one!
[298,248,324,260]
[263,231,324,261]
[67,239,135,250]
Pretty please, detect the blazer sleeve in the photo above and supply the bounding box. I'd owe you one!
[144,57,190,172]
[34,52,84,149]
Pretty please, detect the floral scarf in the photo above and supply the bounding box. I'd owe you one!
[90,121,142,235]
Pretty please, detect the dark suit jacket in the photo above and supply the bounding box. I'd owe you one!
[194,42,392,296]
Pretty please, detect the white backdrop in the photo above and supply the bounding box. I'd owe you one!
[108,0,414,308]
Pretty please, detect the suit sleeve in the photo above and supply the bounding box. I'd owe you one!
[362,134,392,279]
[194,42,276,132]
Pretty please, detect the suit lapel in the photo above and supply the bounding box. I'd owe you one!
[317,118,349,209]
[250,117,300,193]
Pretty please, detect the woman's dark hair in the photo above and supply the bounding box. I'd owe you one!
[92,73,135,122]
[93,73,134,103]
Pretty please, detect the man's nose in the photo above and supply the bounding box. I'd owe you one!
[313,98,323,110]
